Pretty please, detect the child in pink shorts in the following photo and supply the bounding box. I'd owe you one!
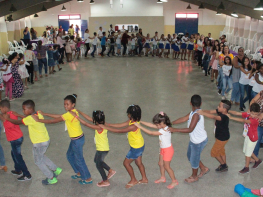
[135,111,178,189]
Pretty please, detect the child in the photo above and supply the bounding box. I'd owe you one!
[169,95,209,183]
[18,54,29,89]
[228,103,262,174]
[158,34,165,58]
[129,34,136,56]
[198,100,231,172]
[47,46,55,74]
[91,32,98,58]
[31,94,92,185]
[74,38,81,60]
[69,110,116,187]
[107,32,115,57]
[65,36,72,62]
[187,34,194,61]
[100,32,106,57]
[5,100,62,184]
[171,34,176,59]
[53,45,62,72]
[99,104,148,188]
[134,112,178,189]
[115,30,122,56]
[221,56,233,100]
[174,37,181,59]
[1,59,14,101]
[181,33,189,60]
[211,45,220,83]
[0,100,31,179]
[152,32,158,57]
[143,34,151,57]
[164,34,172,58]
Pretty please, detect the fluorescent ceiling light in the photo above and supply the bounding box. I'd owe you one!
[157,0,163,3]
[231,12,238,17]
[254,0,263,10]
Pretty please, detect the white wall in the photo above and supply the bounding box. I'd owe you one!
[90,0,163,17]
[163,0,226,26]
[30,1,91,27]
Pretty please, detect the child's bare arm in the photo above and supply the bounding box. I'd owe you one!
[198,110,221,121]
[227,114,250,124]
[228,110,242,116]
[134,123,161,136]
[12,111,26,119]
[169,113,199,133]
[140,121,157,129]
[202,109,217,114]
[106,120,130,128]
[76,109,93,122]
[172,113,190,125]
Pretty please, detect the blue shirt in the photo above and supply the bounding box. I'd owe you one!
[24,30,30,39]
[101,36,106,46]
[47,50,55,59]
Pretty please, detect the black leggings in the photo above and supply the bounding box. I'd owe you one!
[122,43,127,55]
[85,43,90,57]
[107,45,115,55]
[197,50,203,67]
[94,151,110,181]
[26,61,34,82]
[100,45,106,56]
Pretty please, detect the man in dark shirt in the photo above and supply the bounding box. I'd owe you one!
[121,30,130,57]
[198,100,231,173]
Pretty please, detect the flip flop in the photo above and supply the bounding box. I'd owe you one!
[97,182,110,187]
[138,180,148,184]
[184,176,199,183]
[107,171,116,180]
[125,182,138,189]
[198,168,210,178]
[154,178,166,184]
[167,180,179,189]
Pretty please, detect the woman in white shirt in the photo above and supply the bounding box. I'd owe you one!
[196,34,204,67]
[239,57,252,111]
[24,44,36,83]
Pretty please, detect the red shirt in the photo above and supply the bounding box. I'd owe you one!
[242,112,258,142]
[3,111,23,142]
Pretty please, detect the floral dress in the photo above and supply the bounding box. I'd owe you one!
[11,63,24,98]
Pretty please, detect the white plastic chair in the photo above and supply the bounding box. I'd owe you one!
[244,50,250,56]
[46,41,53,44]
[13,40,25,52]
[21,40,27,49]
[15,49,24,54]
[7,41,16,51]
[8,51,15,55]
[32,43,37,50]
[2,54,7,58]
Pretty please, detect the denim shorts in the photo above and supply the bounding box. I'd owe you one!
[126,144,145,160]
[34,64,38,72]
[131,45,135,50]
[153,45,158,50]
[117,44,121,49]
[187,138,208,169]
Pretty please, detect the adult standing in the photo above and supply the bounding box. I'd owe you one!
[24,44,35,84]
[139,28,143,36]
[23,27,30,45]
[108,24,114,37]
[68,25,74,36]
[250,91,263,158]
[36,40,48,78]
[84,29,92,58]
[11,54,24,98]
[135,33,143,57]
[196,34,204,68]
[121,30,130,56]
[75,25,80,36]
[30,28,37,40]
[57,32,65,64]
[98,27,103,40]
[231,47,245,105]
[59,26,63,33]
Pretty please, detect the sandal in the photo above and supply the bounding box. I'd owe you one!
[97,181,110,187]
[78,179,93,185]
[167,180,179,189]
[125,182,138,189]
[198,168,210,178]
[154,177,166,184]
[184,176,199,183]
[107,170,116,180]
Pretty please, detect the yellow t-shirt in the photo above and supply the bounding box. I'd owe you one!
[61,109,83,138]
[128,121,144,148]
[219,53,234,60]
[95,129,109,151]
[68,28,74,36]
[22,113,50,144]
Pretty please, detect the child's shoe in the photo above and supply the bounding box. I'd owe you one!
[79,179,93,185]
[11,170,22,176]
[54,167,62,177]
[17,174,32,181]
[42,177,58,185]
[239,167,249,174]
[0,166,7,172]
[252,159,262,169]
[71,174,81,179]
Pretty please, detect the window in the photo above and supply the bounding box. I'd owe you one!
[58,14,81,20]
[175,13,198,18]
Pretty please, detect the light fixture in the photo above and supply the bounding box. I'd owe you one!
[160,0,168,2]
[61,5,66,11]
[90,0,95,4]
[34,13,39,17]
[216,12,222,15]
[6,15,13,22]
[120,0,123,8]
[218,2,225,10]
[231,12,238,17]
[77,0,84,2]
[157,0,163,3]
[254,0,263,10]
[9,4,17,12]
[41,5,47,11]
[199,3,205,9]
[261,14,263,18]
[186,4,191,9]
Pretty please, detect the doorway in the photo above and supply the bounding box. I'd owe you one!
[175,13,198,36]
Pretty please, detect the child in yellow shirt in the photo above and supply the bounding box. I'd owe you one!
[5,100,62,185]
[100,104,148,189]
[32,94,92,185]
[70,110,116,187]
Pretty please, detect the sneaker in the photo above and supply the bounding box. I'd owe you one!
[239,167,249,174]
[59,68,62,71]
[252,159,262,169]
[107,54,110,57]
[71,174,81,179]
[42,177,58,185]
[218,89,222,95]
[79,179,93,185]
[11,170,22,176]
[260,143,263,148]
[17,174,32,181]
[239,107,244,112]
[215,165,228,172]
[54,167,62,177]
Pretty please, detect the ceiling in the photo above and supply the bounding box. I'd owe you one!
[0,0,72,20]
[179,0,263,20]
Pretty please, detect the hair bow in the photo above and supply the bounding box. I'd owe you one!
[159,111,164,116]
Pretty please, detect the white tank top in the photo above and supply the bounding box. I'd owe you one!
[2,64,12,75]
[253,73,263,93]
[249,74,256,86]
[239,69,250,85]
[188,110,207,144]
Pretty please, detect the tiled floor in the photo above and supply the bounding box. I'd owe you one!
[0,55,262,197]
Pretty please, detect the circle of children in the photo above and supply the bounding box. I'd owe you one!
[0,93,262,192]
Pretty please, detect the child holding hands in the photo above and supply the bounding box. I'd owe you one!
[228,103,262,174]
[134,112,178,189]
